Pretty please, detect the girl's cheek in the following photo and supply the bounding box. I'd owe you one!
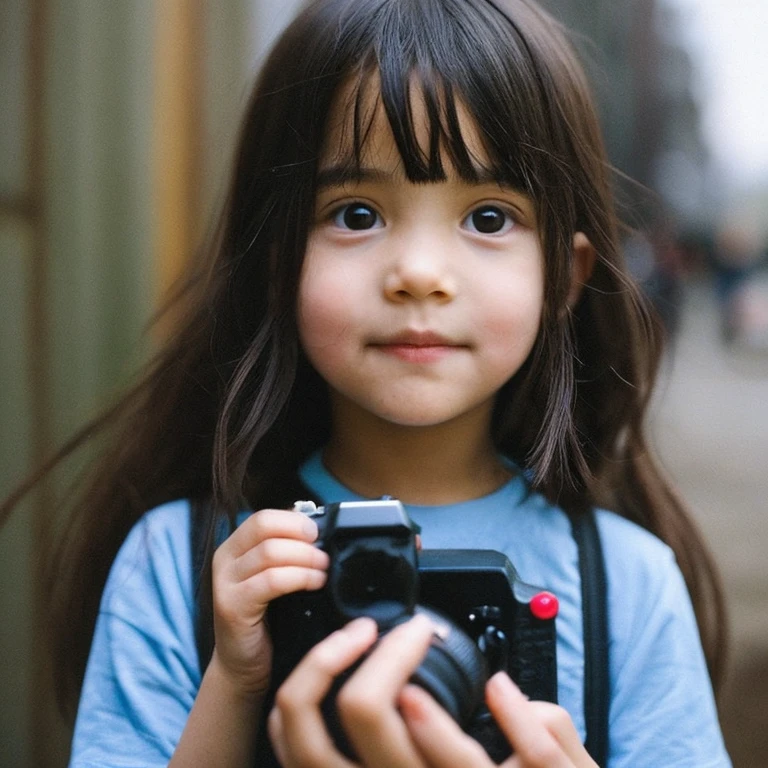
[297,287,349,358]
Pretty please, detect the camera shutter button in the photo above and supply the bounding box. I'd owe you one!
[530,591,559,620]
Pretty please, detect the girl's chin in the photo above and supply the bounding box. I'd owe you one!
[329,388,497,432]
[366,405,491,431]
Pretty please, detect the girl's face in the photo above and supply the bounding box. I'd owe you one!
[297,91,545,435]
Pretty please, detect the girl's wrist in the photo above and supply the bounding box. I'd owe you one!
[170,648,264,767]
[207,648,269,707]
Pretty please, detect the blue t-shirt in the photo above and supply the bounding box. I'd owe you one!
[69,454,731,767]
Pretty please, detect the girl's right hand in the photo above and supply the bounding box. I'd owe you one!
[210,508,330,697]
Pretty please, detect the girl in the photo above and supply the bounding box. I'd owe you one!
[2,0,730,765]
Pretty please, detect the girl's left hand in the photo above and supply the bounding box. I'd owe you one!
[267,615,598,768]
[400,672,598,768]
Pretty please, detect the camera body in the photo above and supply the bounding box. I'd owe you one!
[260,499,558,763]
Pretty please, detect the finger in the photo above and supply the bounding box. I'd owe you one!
[266,708,290,767]
[485,674,572,768]
[273,618,378,767]
[278,616,378,705]
[337,615,436,767]
[221,508,319,558]
[236,564,328,610]
[268,707,354,768]
[399,684,493,767]
[233,537,329,582]
[525,701,593,764]
[214,562,328,628]
[268,706,356,768]
[339,614,436,708]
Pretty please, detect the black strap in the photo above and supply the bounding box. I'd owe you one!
[191,494,610,766]
[572,510,610,767]
[191,499,216,675]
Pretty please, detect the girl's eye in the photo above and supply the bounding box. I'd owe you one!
[463,205,515,235]
[332,203,381,231]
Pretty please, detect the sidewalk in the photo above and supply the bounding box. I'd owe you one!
[650,275,768,766]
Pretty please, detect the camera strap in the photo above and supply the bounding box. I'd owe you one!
[190,491,609,767]
[571,510,610,768]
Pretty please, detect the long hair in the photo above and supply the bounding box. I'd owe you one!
[2,0,726,718]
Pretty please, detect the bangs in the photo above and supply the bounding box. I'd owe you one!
[319,0,552,193]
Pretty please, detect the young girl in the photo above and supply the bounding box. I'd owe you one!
[3,0,730,765]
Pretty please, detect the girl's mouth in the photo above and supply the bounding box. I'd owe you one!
[370,331,466,363]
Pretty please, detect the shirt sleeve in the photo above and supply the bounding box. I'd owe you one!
[69,501,201,768]
[598,512,731,768]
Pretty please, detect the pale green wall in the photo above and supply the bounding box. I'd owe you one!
[1,3,46,765]
[0,218,36,766]
[0,2,300,764]
[1,2,155,763]
[44,0,155,439]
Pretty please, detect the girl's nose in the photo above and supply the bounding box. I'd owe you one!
[383,245,458,303]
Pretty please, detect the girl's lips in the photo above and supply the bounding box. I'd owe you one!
[370,331,466,363]
[375,343,459,363]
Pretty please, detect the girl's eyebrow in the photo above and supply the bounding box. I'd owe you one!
[315,165,390,189]
[316,163,525,193]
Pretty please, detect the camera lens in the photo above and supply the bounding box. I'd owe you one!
[408,606,488,727]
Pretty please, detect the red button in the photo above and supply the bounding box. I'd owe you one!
[530,591,559,620]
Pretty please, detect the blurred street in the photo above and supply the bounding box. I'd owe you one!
[650,275,768,766]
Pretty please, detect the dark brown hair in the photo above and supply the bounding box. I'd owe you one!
[2,0,726,718]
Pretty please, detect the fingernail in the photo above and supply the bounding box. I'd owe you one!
[314,548,330,568]
[398,685,429,724]
[307,569,327,589]
[489,672,526,698]
[301,516,319,539]
[346,616,378,638]
[409,613,440,636]
[432,622,451,641]
[411,613,449,640]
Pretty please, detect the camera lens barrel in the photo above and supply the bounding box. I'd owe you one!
[407,606,488,727]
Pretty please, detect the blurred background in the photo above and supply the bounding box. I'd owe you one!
[1,0,766,765]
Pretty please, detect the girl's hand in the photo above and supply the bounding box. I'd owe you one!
[268,615,437,768]
[210,508,329,697]
[268,614,598,768]
[400,674,598,768]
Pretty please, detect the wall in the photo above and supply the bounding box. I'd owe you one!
[0,1,273,764]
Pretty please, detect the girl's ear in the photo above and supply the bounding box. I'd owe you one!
[567,232,596,309]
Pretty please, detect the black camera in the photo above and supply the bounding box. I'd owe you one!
[257,499,558,764]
